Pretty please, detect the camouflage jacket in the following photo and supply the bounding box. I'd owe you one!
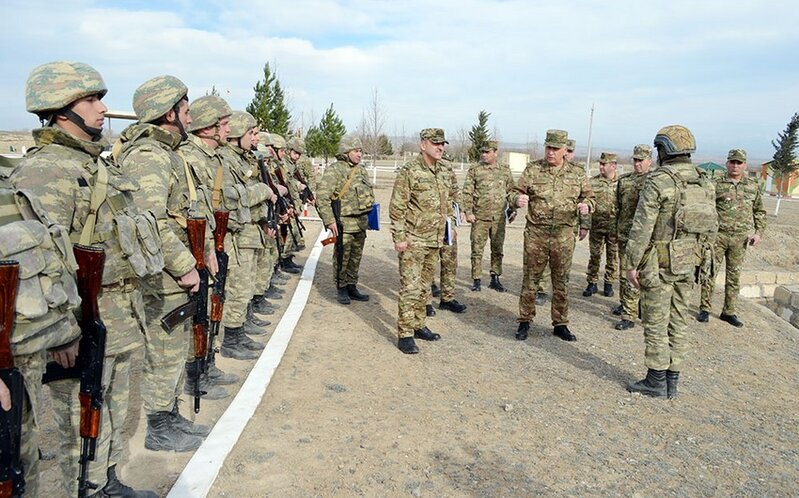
[390,154,452,247]
[462,161,514,221]
[317,158,374,233]
[297,156,316,192]
[616,171,649,241]
[218,144,273,249]
[508,159,595,229]
[279,157,302,210]
[714,175,766,236]
[441,159,461,207]
[587,174,618,231]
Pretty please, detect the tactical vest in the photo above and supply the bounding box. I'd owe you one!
[0,188,81,355]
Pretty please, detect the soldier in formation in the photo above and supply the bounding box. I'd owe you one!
[583,152,619,298]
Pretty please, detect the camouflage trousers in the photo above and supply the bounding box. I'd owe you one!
[334,229,367,288]
[519,225,576,325]
[222,241,256,329]
[255,239,277,294]
[618,239,640,321]
[587,227,618,283]
[425,231,457,302]
[639,262,694,371]
[141,292,190,415]
[700,231,749,315]
[397,243,439,338]
[533,265,551,293]
[15,352,45,497]
[470,217,506,279]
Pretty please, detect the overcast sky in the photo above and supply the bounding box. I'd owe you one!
[2,0,797,162]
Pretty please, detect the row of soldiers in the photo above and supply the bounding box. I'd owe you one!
[0,60,320,497]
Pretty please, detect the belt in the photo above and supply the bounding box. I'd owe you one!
[103,277,137,291]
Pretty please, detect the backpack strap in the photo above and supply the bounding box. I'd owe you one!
[78,159,109,246]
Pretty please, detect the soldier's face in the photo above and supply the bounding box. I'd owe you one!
[70,94,107,130]
[726,160,746,179]
[633,157,651,174]
[599,162,616,179]
[480,149,498,165]
[239,127,256,150]
[544,145,567,166]
[290,150,301,162]
[420,140,444,163]
[277,148,286,160]
[347,148,363,164]
[252,127,260,147]
[217,116,231,143]
[176,99,191,129]
[566,150,575,161]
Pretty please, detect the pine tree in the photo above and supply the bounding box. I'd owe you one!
[269,80,291,136]
[376,134,393,156]
[468,110,491,161]
[305,103,346,164]
[771,112,799,216]
[246,63,276,130]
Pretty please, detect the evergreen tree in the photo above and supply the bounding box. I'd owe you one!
[305,103,347,164]
[246,63,292,135]
[376,134,393,156]
[771,112,799,216]
[269,80,291,136]
[468,110,491,161]
[206,85,220,96]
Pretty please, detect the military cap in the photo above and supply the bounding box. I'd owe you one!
[133,75,188,123]
[26,61,107,115]
[338,136,363,155]
[287,137,306,154]
[480,140,498,152]
[727,148,747,162]
[544,129,568,148]
[654,124,696,156]
[632,144,652,160]
[566,139,576,152]
[599,152,618,164]
[228,111,257,139]
[420,128,448,144]
[187,95,232,133]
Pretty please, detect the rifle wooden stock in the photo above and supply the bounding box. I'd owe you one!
[186,217,209,414]
[0,261,24,498]
[208,210,229,364]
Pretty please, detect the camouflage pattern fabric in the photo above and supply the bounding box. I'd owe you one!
[298,156,317,193]
[398,244,439,337]
[14,352,45,497]
[617,240,639,320]
[132,75,187,124]
[616,171,649,320]
[470,217,506,279]
[586,174,619,283]
[25,61,106,114]
[700,232,749,315]
[519,225,576,325]
[255,242,276,294]
[335,231,367,287]
[223,242,257,328]
[424,234,458,302]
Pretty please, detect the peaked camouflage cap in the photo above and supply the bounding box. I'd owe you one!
[26,61,107,114]
[419,128,448,144]
[599,152,618,164]
[287,136,306,154]
[544,129,569,148]
[566,139,576,152]
[632,144,652,160]
[338,136,363,154]
[228,111,257,138]
[187,95,232,132]
[133,75,188,123]
[654,124,696,156]
[727,148,747,162]
[480,140,499,152]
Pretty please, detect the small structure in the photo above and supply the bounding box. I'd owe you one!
[760,160,799,197]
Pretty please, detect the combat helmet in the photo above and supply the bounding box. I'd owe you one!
[26,61,107,117]
[286,136,305,154]
[338,136,363,155]
[187,95,232,133]
[654,125,696,156]
[263,133,286,149]
[228,111,257,139]
[133,75,188,123]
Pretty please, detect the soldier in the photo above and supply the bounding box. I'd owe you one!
[613,145,653,330]
[316,136,375,304]
[13,61,167,497]
[583,152,619,297]
[509,129,594,342]
[624,125,717,399]
[565,139,577,163]
[697,149,766,327]
[463,139,515,292]
[286,136,317,205]
[390,128,455,354]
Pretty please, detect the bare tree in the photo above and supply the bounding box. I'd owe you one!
[357,88,386,165]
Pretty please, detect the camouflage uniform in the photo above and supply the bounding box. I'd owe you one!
[423,157,460,302]
[699,150,766,316]
[616,161,650,321]
[462,144,515,280]
[508,130,594,327]
[390,131,453,340]
[586,157,619,286]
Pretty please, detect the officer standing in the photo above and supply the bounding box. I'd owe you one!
[698,149,766,327]
[613,145,653,330]
[390,128,454,354]
[624,125,717,399]
[509,129,594,342]
[583,152,619,298]
[463,140,515,292]
[316,137,375,304]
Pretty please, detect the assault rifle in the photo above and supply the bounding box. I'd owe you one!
[274,165,305,234]
[293,168,315,204]
[206,210,229,374]
[0,261,24,498]
[258,158,298,248]
[266,201,283,262]
[186,217,209,414]
[331,199,345,288]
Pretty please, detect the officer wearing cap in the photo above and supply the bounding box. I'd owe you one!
[390,128,457,354]
[612,144,654,330]
[462,139,515,292]
[583,152,619,298]
[509,129,594,342]
[697,148,765,327]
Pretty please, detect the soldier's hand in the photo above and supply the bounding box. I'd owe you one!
[327,222,339,238]
[277,185,288,196]
[266,227,276,238]
[177,268,201,293]
[299,183,307,191]
[579,228,589,241]
[50,338,80,368]
[0,379,10,411]
[517,195,529,208]
[205,250,219,276]
[279,213,290,223]
[466,214,476,224]
[271,194,278,204]
[577,202,590,216]
[627,269,640,290]
[748,234,761,247]
[395,241,409,253]
[309,198,316,206]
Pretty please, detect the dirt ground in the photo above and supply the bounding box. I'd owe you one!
[36,180,798,497]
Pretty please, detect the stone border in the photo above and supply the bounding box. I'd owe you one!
[768,285,799,329]
[716,270,799,299]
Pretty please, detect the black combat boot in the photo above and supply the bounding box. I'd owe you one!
[251,295,275,315]
[347,284,370,301]
[719,313,744,328]
[145,412,203,453]
[431,283,441,298]
[285,255,303,271]
[238,330,265,351]
[535,292,548,305]
[398,337,419,354]
[414,326,441,341]
[553,325,576,341]
[337,287,351,305]
[516,322,530,341]
[627,369,667,397]
[265,283,284,300]
[243,314,268,336]
[220,327,259,360]
[279,258,301,274]
[99,464,159,497]
[612,304,623,316]
[614,319,635,330]
[183,361,229,400]
[425,304,436,317]
[247,302,272,326]
[273,268,291,282]
[696,310,709,322]
[206,355,239,385]
[666,370,680,399]
[488,274,507,292]
[471,279,481,292]
[603,282,614,297]
[171,399,211,436]
[582,283,598,297]
[439,299,467,313]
